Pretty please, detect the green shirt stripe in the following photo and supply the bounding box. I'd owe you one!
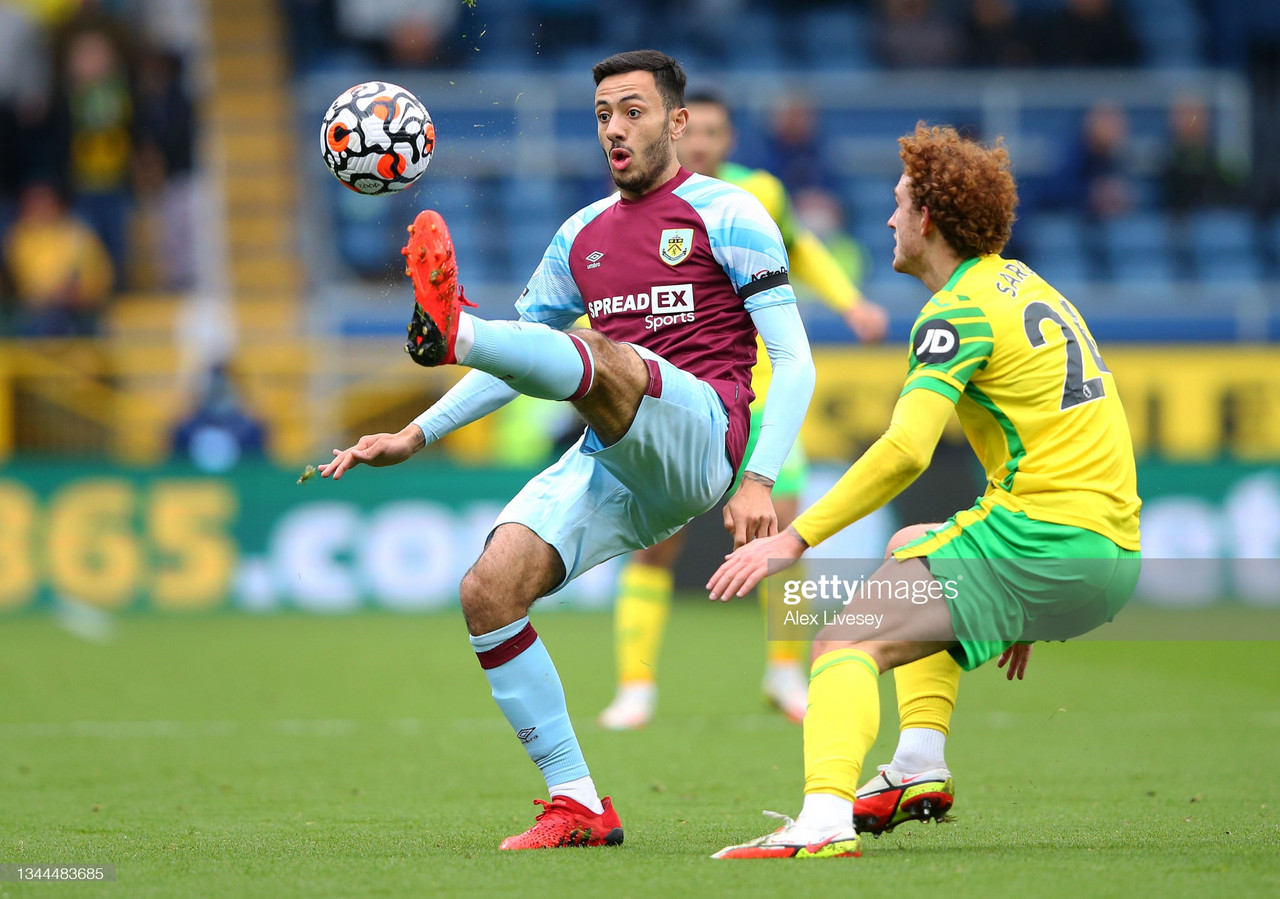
[941,257,981,292]
[964,382,1026,490]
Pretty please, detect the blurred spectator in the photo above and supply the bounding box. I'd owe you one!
[763,93,833,194]
[56,27,136,278]
[1160,95,1244,214]
[171,362,268,472]
[793,188,871,288]
[132,49,197,290]
[335,0,462,68]
[962,0,1036,68]
[1065,101,1138,222]
[0,3,54,228]
[873,0,961,69]
[2,181,113,336]
[1034,0,1140,68]
[1052,102,1138,278]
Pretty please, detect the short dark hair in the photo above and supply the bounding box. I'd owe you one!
[592,50,687,111]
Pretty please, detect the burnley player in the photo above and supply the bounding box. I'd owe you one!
[319,50,815,850]
[599,90,889,731]
[709,124,1140,859]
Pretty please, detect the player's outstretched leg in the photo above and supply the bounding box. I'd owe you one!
[402,209,597,401]
[462,523,623,850]
[599,532,686,730]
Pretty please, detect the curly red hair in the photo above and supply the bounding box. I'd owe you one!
[898,123,1018,258]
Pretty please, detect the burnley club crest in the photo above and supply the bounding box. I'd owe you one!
[660,228,693,266]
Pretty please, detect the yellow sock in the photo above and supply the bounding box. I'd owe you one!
[760,583,805,666]
[894,651,962,735]
[613,562,673,685]
[804,649,880,801]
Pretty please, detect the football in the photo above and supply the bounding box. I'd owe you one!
[320,81,434,195]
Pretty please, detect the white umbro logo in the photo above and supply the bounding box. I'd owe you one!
[585,251,604,270]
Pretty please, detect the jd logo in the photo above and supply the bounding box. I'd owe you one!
[913,321,960,363]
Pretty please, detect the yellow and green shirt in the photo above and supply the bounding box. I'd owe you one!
[793,254,1140,551]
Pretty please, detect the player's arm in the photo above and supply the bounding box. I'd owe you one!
[742,302,815,485]
[722,302,814,548]
[789,387,953,545]
[708,185,816,547]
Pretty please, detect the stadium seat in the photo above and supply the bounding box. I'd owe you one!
[798,9,872,70]
[500,177,564,221]
[420,179,476,218]
[843,176,897,223]
[1187,208,1263,281]
[1022,212,1086,257]
[1102,212,1173,257]
[506,220,552,282]
[720,12,786,71]
[1263,214,1280,277]
[1019,212,1095,283]
[1130,0,1204,67]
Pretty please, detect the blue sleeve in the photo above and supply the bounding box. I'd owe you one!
[744,303,815,481]
[515,198,613,329]
[411,370,519,444]
[675,176,798,313]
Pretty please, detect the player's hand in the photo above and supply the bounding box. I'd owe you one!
[722,475,777,550]
[843,301,889,344]
[318,425,423,481]
[997,642,1032,680]
[707,526,807,601]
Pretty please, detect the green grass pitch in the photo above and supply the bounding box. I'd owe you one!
[2,602,1277,897]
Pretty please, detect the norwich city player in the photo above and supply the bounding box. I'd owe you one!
[708,123,1141,859]
[598,91,888,731]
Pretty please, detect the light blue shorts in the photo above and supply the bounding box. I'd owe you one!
[493,345,734,593]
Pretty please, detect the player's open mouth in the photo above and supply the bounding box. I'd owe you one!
[610,148,632,171]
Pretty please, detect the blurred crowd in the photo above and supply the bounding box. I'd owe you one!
[0,0,199,337]
[281,0,1273,73]
[4,0,1280,336]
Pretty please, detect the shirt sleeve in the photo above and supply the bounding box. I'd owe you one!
[411,370,519,445]
[696,182,798,312]
[901,297,994,402]
[514,210,597,330]
[743,303,815,482]
[791,387,956,547]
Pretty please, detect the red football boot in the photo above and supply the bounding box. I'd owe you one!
[401,209,476,366]
[853,766,955,835]
[498,796,624,850]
